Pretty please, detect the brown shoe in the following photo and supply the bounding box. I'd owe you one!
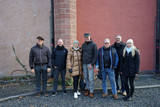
[84,90,90,96]
[89,93,94,98]
[102,93,107,98]
[113,94,118,100]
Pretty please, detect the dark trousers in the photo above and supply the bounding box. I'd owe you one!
[123,76,135,97]
[73,75,79,92]
[53,68,66,92]
[114,69,125,92]
[35,65,48,93]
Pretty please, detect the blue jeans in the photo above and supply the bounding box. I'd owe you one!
[35,65,48,93]
[53,68,66,92]
[102,68,117,95]
[83,64,94,93]
[114,69,125,92]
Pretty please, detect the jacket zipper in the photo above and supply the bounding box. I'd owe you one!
[40,47,42,67]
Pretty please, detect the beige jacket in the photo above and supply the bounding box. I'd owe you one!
[66,47,82,76]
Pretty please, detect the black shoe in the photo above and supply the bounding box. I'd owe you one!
[43,92,49,97]
[52,92,57,96]
[35,93,41,98]
[126,96,132,101]
[63,90,67,94]
[123,96,129,100]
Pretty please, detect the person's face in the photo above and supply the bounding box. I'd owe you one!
[127,43,132,48]
[85,36,90,42]
[104,40,110,48]
[37,39,44,45]
[115,37,121,43]
[73,43,79,48]
[58,39,63,46]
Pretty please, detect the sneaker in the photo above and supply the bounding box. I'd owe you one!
[89,93,94,98]
[35,93,41,98]
[113,94,118,100]
[52,92,57,96]
[43,92,49,97]
[117,90,121,93]
[126,96,133,101]
[77,91,81,96]
[74,92,78,98]
[102,93,107,98]
[122,91,127,96]
[84,90,90,96]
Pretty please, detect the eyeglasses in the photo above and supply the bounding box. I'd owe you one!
[104,42,109,44]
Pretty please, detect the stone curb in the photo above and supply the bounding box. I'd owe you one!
[0,84,160,103]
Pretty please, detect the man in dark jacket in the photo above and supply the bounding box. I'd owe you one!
[82,33,98,98]
[52,39,68,96]
[29,36,51,98]
[112,35,126,96]
[95,38,119,100]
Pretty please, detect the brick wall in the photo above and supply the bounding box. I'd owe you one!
[54,0,77,49]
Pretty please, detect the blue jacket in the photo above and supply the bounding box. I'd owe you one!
[96,46,119,71]
[51,45,68,69]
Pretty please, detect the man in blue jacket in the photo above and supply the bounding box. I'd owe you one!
[29,36,51,98]
[52,39,68,96]
[95,38,119,100]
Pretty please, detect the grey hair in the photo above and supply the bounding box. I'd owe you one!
[115,35,122,39]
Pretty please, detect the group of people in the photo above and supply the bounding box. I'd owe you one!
[29,33,140,101]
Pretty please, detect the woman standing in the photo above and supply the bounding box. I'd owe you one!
[67,40,82,98]
[120,39,140,101]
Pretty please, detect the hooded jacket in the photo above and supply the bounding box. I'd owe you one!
[66,47,82,76]
[51,45,68,69]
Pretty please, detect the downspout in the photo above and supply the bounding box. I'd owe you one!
[51,0,55,49]
[156,0,160,75]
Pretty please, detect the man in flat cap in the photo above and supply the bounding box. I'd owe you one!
[29,36,51,98]
[82,33,98,98]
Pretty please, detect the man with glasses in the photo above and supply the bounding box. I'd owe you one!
[95,38,119,100]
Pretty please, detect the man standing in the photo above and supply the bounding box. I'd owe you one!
[96,38,119,100]
[52,39,68,96]
[82,33,98,98]
[29,36,51,98]
[112,35,126,96]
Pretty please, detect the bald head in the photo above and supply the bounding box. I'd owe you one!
[58,39,63,46]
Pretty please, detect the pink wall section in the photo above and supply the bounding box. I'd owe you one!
[77,0,157,71]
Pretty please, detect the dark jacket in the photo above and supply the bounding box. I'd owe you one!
[120,46,140,76]
[51,45,68,69]
[29,44,51,69]
[112,42,126,71]
[96,46,119,71]
[82,40,98,66]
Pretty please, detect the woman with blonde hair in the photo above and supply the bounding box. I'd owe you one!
[120,39,140,101]
[66,40,82,98]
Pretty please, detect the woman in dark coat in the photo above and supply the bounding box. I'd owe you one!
[120,39,140,101]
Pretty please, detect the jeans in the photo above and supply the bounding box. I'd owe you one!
[83,64,94,93]
[73,75,79,92]
[53,68,66,92]
[114,69,125,92]
[123,76,135,97]
[35,64,48,93]
[102,68,117,95]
